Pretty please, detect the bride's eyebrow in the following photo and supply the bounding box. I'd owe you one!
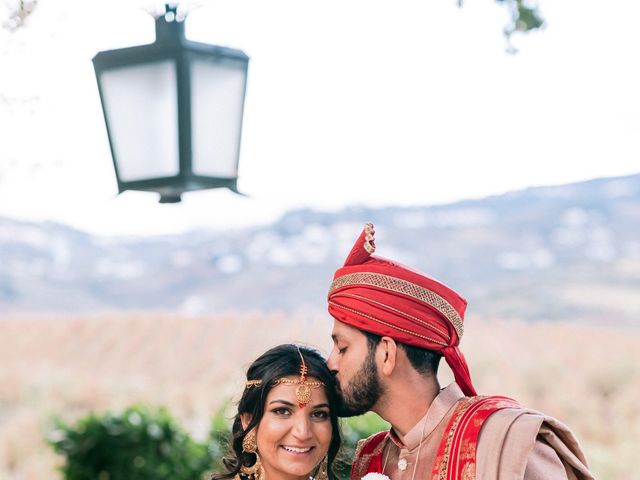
[312,403,330,409]
[268,400,295,406]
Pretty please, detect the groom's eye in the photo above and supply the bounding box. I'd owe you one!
[338,346,347,354]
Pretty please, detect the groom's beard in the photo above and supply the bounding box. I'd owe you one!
[336,349,384,417]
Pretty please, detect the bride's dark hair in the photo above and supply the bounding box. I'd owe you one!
[212,344,341,480]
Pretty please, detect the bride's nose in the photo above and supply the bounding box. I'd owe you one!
[291,414,313,441]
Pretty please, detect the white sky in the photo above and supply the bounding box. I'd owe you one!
[1,0,639,235]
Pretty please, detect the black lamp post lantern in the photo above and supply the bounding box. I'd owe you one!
[92,4,249,203]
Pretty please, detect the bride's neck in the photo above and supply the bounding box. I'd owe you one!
[259,467,310,480]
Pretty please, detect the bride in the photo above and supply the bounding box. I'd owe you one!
[213,344,342,480]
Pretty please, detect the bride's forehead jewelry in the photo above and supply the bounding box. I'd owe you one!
[245,346,325,408]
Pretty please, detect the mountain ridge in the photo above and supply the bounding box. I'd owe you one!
[1,173,639,324]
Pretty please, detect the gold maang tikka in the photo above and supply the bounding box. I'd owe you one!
[245,346,325,408]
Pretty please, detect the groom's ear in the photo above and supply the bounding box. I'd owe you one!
[378,336,397,376]
[240,413,253,431]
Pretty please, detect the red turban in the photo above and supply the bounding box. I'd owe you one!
[327,223,477,396]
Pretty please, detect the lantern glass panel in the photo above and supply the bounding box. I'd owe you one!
[190,56,247,178]
[99,60,179,182]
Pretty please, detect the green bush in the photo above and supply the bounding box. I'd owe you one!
[206,404,233,473]
[341,412,389,447]
[49,405,214,480]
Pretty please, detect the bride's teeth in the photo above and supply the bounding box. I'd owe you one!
[283,446,311,453]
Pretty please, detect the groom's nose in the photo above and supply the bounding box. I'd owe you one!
[326,348,338,375]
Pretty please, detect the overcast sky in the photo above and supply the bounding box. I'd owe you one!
[1,0,638,235]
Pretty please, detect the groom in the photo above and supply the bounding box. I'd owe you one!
[326,224,593,480]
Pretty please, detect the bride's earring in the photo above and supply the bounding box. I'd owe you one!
[242,430,257,454]
[240,431,263,480]
[315,456,328,480]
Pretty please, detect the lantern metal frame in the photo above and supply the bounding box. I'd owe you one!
[92,5,249,203]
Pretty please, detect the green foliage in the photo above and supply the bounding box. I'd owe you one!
[49,405,214,480]
[460,0,545,52]
[341,412,390,447]
[498,0,544,38]
[206,403,234,473]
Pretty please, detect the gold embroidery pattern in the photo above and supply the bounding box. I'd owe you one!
[353,439,366,465]
[351,439,368,480]
[329,272,464,339]
[329,301,448,347]
[331,292,450,339]
[351,433,388,480]
[461,461,475,480]
[432,397,479,480]
[432,396,520,480]
[459,438,475,461]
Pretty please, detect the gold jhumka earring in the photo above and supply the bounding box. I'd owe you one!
[245,346,325,408]
[314,456,328,480]
[239,431,263,480]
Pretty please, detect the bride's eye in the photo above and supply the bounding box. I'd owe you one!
[272,407,291,416]
[311,410,329,420]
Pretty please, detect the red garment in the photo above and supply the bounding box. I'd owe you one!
[348,384,594,480]
[430,396,522,480]
[349,396,522,480]
[327,223,476,396]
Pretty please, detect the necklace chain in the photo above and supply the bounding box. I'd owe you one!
[382,413,429,480]
[411,414,429,480]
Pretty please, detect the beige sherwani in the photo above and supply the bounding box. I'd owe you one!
[353,383,594,480]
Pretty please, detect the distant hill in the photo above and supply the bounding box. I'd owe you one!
[1,174,639,324]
